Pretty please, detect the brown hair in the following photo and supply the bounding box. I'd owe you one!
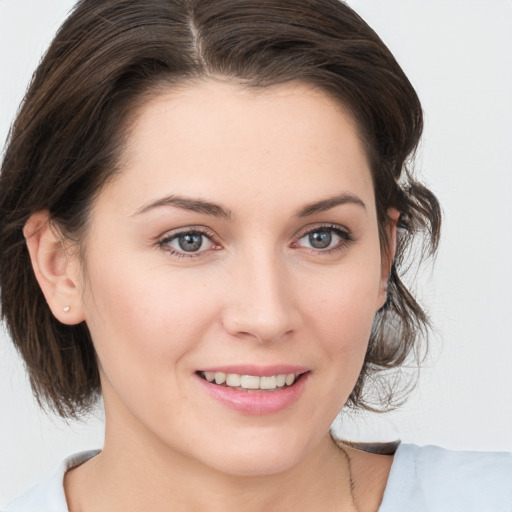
[0,0,440,418]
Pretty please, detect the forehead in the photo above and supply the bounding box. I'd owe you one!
[100,79,375,218]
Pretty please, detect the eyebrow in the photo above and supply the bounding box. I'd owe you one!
[296,193,366,217]
[134,192,365,219]
[134,195,233,219]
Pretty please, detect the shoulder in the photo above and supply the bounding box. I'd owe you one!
[1,450,100,512]
[379,444,512,512]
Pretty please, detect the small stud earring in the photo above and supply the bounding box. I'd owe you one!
[63,305,71,313]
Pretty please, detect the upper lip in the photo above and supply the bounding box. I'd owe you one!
[196,365,310,377]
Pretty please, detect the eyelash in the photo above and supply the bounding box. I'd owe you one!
[157,224,354,259]
[157,228,218,259]
[294,224,354,255]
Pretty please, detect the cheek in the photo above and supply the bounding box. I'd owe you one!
[298,258,382,391]
[80,253,220,378]
[308,293,374,369]
[304,262,381,337]
[80,261,222,429]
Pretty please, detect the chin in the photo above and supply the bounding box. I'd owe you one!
[209,453,302,477]
[192,430,318,477]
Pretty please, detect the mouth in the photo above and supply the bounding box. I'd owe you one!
[196,371,307,392]
[195,368,310,414]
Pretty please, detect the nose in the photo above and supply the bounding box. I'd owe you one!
[221,250,299,343]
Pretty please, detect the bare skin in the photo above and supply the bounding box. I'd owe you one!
[64,440,394,512]
[27,80,398,511]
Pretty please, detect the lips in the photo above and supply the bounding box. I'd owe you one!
[195,366,310,414]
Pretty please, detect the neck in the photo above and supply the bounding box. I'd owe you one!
[66,422,357,512]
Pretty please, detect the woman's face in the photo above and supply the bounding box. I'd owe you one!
[74,80,390,475]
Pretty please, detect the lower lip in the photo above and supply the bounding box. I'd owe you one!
[196,373,310,415]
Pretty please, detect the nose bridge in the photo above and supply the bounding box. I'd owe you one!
[222,245,297,342]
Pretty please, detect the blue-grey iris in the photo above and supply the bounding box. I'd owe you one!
[309,230,332,249]
[178,233,203,252]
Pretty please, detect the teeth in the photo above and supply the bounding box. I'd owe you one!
[240,375,260,389]
[214,372,226,385]
[285,373,296,386]
[203,371,300,390]
[226,373,241,387]
[260,376,277,390]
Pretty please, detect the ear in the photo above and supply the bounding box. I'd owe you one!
[23,211,85,325]
[377,207,400,309]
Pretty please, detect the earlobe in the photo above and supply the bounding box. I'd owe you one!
[23,211,85,325]
[377,207,400,309]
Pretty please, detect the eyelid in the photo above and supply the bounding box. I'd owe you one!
[157,226,220,258]
[291,223,354,252]
[294,223,352,240]
[156,223,354,259]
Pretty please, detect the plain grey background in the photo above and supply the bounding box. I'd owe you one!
[1,0,511,505]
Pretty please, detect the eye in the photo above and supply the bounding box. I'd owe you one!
[295,225,353,252]
[158,229,216,257]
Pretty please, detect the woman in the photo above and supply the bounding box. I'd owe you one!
[0,0,510,511]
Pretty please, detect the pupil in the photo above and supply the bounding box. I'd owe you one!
[309,230,332,249]
[178,234,203,252]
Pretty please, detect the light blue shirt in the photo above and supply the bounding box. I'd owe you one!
[378,444,512,512]
[3,444,511,511]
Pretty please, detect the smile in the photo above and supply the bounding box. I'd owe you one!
[198,371,300,391]
[196,369,310,414]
